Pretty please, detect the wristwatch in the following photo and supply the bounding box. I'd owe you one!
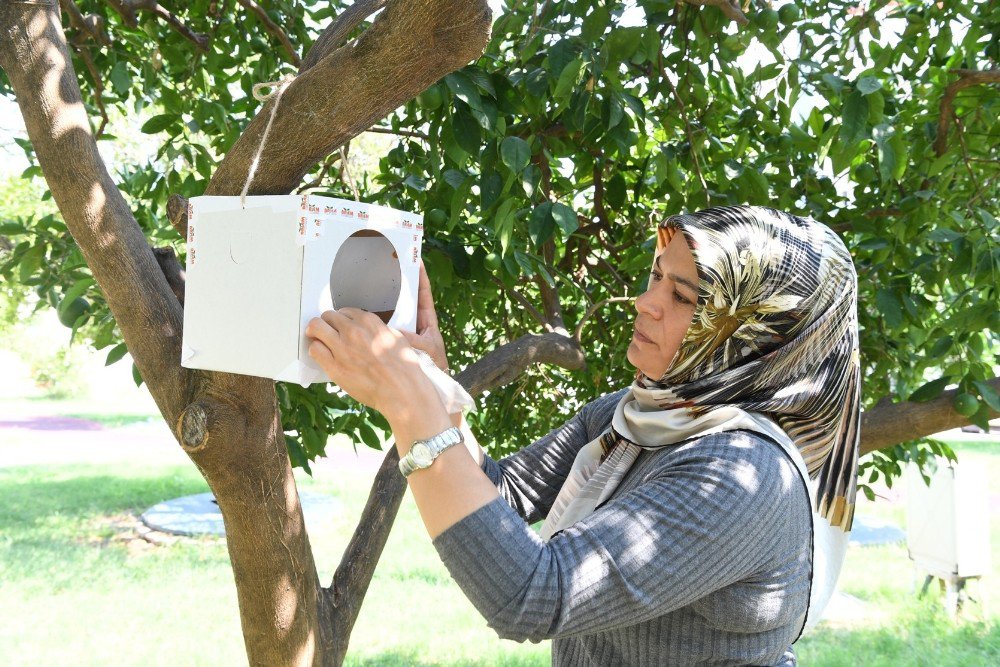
[398,426,464,477]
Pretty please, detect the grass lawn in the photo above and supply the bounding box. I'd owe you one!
[0,435,997,665]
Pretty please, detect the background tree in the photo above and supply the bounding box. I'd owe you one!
[0,0,997,664]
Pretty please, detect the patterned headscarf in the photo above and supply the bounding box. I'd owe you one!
[536,206,860,632]
[639,205,861,530]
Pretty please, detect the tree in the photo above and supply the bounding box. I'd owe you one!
[0,0,997,663]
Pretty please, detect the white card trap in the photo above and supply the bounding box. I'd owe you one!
[181,194,423,386]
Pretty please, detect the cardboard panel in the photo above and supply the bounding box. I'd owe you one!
[182,203,302,379]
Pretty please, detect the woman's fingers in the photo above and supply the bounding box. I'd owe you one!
[307,338,337,372]
[306,315,342,353]
[417,260,439,332]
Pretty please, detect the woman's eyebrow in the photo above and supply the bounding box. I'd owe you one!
[655,254,699,294]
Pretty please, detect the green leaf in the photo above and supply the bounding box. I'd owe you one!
[603,27,643,63]
[857,76,882,95]
[909,377,951,402]
[0,221,26,235]
[105,342,128,366]
[445,72,482,111]
[973,381,1000,413]
[582,5,611,41]
[528,202,555,247]
[553,57,585,102]
[875,288,903,328]
[131,362,144,388]
[928,335,952,358]
[493,198,517,256]
[551,203,578,238]
[500,136,531,173]
[452,105,482,155]
[109,61,131,97]
[17,244,44,283]
[839,91,869,146]
[140,113,179,134]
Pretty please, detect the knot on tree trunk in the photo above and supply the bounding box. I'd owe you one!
[177,400,211,452]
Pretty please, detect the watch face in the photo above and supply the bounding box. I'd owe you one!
[411,442,433,467]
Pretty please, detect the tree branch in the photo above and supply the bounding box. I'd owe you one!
[574,296,632,341]
[860,376,1000,456]
[207,0,492,197]
[490,275,548,329]
[934,69,1000,157]
[106,1,209,51]
[166,193,187,238]
[299,0,388,73]
[151,245,184,306]
[236,0,300,66]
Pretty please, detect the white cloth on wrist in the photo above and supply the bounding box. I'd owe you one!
[412,349,475,414]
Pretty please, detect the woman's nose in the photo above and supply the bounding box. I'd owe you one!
[635,289,660,318]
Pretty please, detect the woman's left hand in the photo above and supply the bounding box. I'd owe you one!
[305,308,435,420]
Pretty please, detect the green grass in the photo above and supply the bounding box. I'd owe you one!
[0,439,997,665]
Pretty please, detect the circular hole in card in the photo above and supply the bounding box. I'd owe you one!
[329,230,401,324]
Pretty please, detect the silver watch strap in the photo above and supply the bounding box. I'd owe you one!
[398,426,463,477]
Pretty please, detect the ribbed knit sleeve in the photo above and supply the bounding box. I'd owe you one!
[480,389,627,524]
[433,431,809,646]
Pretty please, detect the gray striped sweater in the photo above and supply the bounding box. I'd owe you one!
[432,388,811,666]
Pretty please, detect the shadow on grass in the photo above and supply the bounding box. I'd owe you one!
[798,615,1000,666]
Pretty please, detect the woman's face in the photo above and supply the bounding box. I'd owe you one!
[627,230,699,380]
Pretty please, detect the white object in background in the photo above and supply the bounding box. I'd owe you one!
[182,195,423,387]
[905,458,991,614]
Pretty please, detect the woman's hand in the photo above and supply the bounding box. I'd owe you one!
[397,260,450,373]
[305,308,440,422]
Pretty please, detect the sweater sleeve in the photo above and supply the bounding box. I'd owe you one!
[480,389,627,524]
[433,432,809,643]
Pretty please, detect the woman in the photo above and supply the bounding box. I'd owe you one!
[305,205,860,666]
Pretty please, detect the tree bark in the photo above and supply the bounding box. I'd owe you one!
[860,376,1000,456]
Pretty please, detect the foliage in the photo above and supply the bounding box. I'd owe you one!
[0,1,997,476]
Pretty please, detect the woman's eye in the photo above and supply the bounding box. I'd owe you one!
[674,291,692,305]
[650,271,662,282]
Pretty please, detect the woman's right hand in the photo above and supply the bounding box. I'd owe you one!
[398,259,450,373]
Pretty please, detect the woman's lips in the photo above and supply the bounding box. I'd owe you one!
[633,329,655,345]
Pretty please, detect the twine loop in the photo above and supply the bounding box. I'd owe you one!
[240,74,296,208]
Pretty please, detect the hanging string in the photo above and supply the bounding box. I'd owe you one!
[239,74,296,208]
[339,145,362,202]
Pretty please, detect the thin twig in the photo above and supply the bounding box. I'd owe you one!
[365,126,428,140]
[297,152,342,192]
[574,296,633,341]
[236,0,300,66]
[490,275,548,330]
[105,0,210,51]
